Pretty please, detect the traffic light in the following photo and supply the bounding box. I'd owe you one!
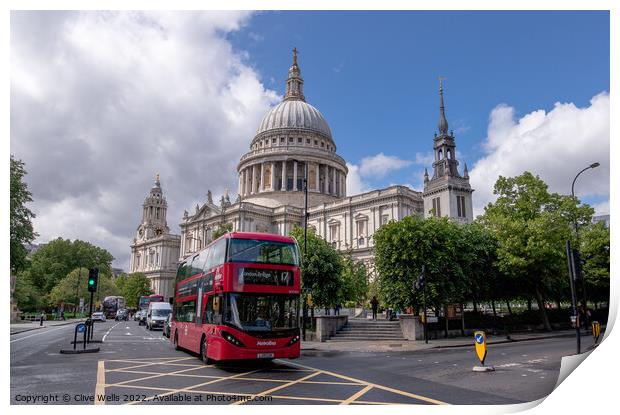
[88,268,99,292]
[415,269,425,291]
[572,249,584,281]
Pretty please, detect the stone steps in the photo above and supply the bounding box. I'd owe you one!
[329,319,404,341]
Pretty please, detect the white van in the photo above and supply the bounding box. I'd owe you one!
[146,302,172,331]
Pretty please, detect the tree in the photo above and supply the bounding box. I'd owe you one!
[289,226,343,308]
[13,271,42,311]
[10,156,37,273]
[49,267,119,308]
[374,215,468,314]
[212,223,233,240]
[580,221,610,306]
[28,238,114,293]
[481,172,593,330]
[339,252,368,306]
[121,273,153,308]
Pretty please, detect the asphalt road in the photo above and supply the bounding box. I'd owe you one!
[10,319,599,405]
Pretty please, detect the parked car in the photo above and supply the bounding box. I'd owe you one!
[163,313,171,338]
[91,311,106,322]
[115,309,128,321]
[146,302,172,331]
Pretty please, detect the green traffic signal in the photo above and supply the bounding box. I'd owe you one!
[88,268,99,292]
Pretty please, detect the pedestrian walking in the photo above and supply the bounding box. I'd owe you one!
[334,303,341,316]
[371,296,379,320]
[39,311,45,326]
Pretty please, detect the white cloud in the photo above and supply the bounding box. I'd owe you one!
[345,162,369,196]
[345,153,414,196]
[592,201,610,216]
[11,11,280,270]
[358,153,412,179]
[469,92,609,216]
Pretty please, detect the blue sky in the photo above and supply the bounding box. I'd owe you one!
[228,11,610,206]
[11,11,610,269]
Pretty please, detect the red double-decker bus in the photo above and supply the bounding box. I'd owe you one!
[171,232,301,363]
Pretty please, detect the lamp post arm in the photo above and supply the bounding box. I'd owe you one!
[571,166,591,198]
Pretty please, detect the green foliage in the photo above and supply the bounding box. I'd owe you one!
[580,221,610,303]
[481,172,594,330]
[212,223,233,240]
[10,156,37,273]
[290,226,343,308]
[339,252,368,306]
[27,238,114,293]
[48,267,119,307]
[121,273,153,308]
[13,271,42,311]
[374,215,468,311]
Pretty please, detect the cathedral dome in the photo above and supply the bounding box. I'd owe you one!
[256,100,332,139]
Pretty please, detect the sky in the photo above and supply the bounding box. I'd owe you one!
[10,10,610,270]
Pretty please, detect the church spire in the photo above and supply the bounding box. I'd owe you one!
[284,47,305,102]
[438,77,449,135]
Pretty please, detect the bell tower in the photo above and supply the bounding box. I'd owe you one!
[423,79,473,223]
[129,174,180,300]
[137,174,170,241]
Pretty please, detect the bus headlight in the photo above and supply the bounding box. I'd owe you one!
[220,330,245,347]
[287,334,300,346]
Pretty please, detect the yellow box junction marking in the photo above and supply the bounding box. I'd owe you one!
[99,356,449,405]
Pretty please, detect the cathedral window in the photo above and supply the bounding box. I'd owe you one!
[320,141,324,147]
[289,137,294,143]
[438,149,443,159]
[280,137,285,144]
[306,138,311,144]
[457,195,466,218]
[329,224,339,241]
[381,214,389,225]
[447,149,452,159]
[298,137,302,143]
[358,237,365,246]
[314,140,318,146]
[272,138,276,144]
[432,197,442,217]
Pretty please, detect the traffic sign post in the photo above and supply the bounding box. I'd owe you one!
[472,330,494,372]
[59,322,100,354]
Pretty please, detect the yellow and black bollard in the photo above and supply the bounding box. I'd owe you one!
[473,330,495,372]
[591,321,601,344]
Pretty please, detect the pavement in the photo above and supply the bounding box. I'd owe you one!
[300,328,595,353]
[10,318,86,335]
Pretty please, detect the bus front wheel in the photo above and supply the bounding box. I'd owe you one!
[174,332,180,351]
[200,336,211,365]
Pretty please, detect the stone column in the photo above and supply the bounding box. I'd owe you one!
[293,161,298,191]
[238,173,243,197]
[331,166,336,196]
[251,164,257,194]
[270,161,276,191]
[245,168,251,196]
[315,163,320,192]
[260,162,265,192]
[281,161,287,191]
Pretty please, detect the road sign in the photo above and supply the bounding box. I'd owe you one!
[592,321,601,343]
[474,331,487,365]
[76,323,86,333]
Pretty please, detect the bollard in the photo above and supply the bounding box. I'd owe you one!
[592,321,601,344]
[472,330,494,372]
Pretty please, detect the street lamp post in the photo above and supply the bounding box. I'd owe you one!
[571,163,599,329]
[566,162,599,354]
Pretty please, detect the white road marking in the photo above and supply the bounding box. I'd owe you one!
[102,322,120,342]
[10,325,73,343]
